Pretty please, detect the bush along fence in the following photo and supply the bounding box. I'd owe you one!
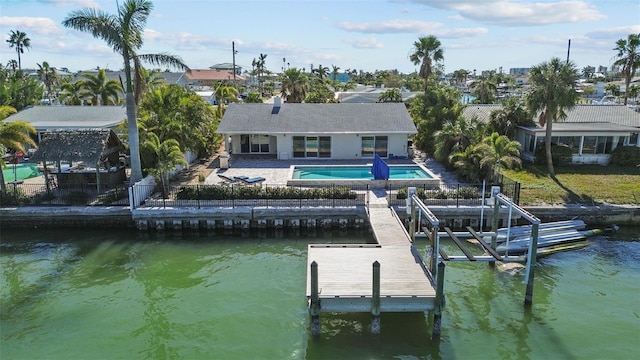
[0,182,130,207]
[1,178,520,209]
[132,183,370,209]
[388,179,520,207]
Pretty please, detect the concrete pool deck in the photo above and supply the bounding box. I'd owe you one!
[203,153,460,187]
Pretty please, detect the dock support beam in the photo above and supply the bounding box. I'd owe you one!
[371,261,381,334]
[310,261,320,336]
[524,223,540,305]
[433,261,445,337]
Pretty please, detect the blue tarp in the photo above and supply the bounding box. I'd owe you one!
[372,154,389,180]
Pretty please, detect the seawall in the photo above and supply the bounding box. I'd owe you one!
[1,204,638,230]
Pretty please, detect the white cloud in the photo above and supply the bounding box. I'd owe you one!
[586,25,640,40]
[0,16,61,35]
[41,0,101,8]
[338,19,442,34]
[344,37,384,49]
[407,0,605,26]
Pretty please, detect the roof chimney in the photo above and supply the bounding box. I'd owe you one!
[271,96,281,114]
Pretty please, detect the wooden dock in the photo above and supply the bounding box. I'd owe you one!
[306,207,436,314]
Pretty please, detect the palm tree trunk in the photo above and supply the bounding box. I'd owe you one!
[126,92,142,182]
[545,117,555,177]
[0,169,6,194]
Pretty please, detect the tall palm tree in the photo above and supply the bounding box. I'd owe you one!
[331,65,341,81]
[613,33,640,105]
[280,68,308,103]
[82,69,123,105]
[258,53,267,93]
[526,57,579,177]
[409,35,444,93]
[475,132,522,183]
[0,106,37,193]
[37,61,58,104]
[6,30,30,70]
[59,79,90,105]
[63,0,189,182]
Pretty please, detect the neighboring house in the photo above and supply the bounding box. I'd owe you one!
[210,62,242,76]
[185,69,246,87]
[216,98,417,160]
[336,86,419,103]
[463,104,640,165]
[5,106,126,144]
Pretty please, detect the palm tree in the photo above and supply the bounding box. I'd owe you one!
[449,145,483,183]
[244,92,263,103]
[82,69,122,105]
[258,53,267,93]
[37,61,58,104]
[377,88,403,103]
[63,0,189,182]
[613,33,640,105]
[280,68,308,103]
[469,75,497,104]
[409,35,444,93]
[331,65,341,81]
[6,30,30,70]
[142,132,186,199]
[214,84,239,116]
[526,57,579,177]
[0,106,37,193]
[487,97,534,139]
[59,79,90,105]
[6,60,18,72]
[313,64,329,80]
[433,117,483,165]
[475,132,522,183]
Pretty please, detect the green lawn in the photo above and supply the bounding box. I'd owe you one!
[501,164,640,205]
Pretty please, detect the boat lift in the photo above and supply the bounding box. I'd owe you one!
[408,188,542,305]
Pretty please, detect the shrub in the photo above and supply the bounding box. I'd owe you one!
[0,187,30,206]
[610,146,640,166]
[534,144,573,166]
[175,185,357,200]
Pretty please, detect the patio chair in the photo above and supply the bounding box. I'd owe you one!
[218,174,240,184]
[237,176,266,185]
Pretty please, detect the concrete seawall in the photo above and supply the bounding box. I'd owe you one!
[1,204,638,230]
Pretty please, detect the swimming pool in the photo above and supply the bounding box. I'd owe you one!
[2,163,41,182]
[288,164,440,188]
[292,165,432,180]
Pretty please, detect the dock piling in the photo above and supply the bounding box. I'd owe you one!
[310,261,320,336]
[371,261,381,334]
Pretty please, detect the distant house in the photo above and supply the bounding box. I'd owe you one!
[463,104,640,165]
[185,69,246,87]
[216,98,417,160]
[5,106,126,144]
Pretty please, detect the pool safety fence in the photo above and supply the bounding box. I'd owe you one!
[135,183,370,209]
[0,182,131,207]
[387,181,521,207]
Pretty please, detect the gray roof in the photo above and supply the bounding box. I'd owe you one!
[519,122,640,133]
[217,103,417,134]
[463,104,640,128]
[5,106,126,130]
[30,128,124,163]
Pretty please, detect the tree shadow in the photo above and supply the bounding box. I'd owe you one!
[550,175,599,205]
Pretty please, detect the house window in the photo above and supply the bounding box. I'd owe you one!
[240,134,270,153]
[582,136,597,154]
[630,133,639,146]
[556,136,581,154]
[292,136,331,158]
[361,136,388,158]
[523,133,534,153]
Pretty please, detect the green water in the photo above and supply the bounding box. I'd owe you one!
[1,227,638,359]
[2,163,40,182]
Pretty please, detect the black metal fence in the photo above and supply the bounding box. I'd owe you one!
[135,183,370,209]
[387,180,520,207]
[1,179,520,209]
[0,182,130,207]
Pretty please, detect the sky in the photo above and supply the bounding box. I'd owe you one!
[1,0,639,76]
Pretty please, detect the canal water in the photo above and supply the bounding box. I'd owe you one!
[1,226,638,359]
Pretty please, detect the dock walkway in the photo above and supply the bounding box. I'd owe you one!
[306,204,436,313]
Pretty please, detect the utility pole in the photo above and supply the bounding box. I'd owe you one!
[232,41,237,90]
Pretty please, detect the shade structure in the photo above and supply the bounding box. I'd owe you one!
[372,154,389,180]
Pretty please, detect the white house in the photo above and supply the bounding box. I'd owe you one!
[463,104,640,165]
[216,98,417,160]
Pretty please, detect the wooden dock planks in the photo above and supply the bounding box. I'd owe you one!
[306,207,436,313]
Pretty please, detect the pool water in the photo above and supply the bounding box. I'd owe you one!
[292,165,432,180]
[2,163,41,182]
